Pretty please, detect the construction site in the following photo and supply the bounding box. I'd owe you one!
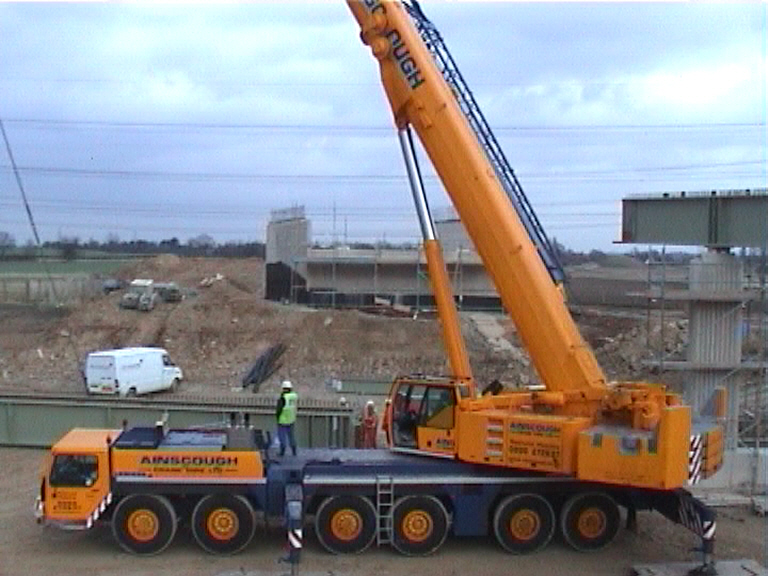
[1,189,766,576]
[5,198,766,456]
[1,2,766,576]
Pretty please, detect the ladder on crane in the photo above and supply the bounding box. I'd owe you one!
[375,475,395,546]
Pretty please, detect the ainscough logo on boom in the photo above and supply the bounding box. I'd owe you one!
[362,0,425,89]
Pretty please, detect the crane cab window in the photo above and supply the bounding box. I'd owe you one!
[424,387,455,429]
[49,454,99,487]
[392,383,456,448]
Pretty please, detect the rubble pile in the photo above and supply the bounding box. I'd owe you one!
[0,256,675,399]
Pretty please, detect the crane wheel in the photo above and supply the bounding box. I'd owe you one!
[559,492,620,551]
[191,494,256,555]
[111,494,177,555]
[493,493,555,554]
[315,495,377,554]
[391,495,450,556]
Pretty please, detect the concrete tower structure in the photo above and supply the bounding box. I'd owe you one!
[686,250,745,447]
[622,188,767,487]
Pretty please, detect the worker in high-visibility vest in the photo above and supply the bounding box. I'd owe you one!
[276,380,298,457]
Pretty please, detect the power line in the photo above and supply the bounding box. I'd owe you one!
[2,117,764,133]
[0,199,621,221]
[0,116,85,371]
[0,120,44,247]
[0,159,761,184]
[0,215,618,236]
[0,165,404,183]
[0,196,617,211]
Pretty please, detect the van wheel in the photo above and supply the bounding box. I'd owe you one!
[315,495,377,554]
[126,387,137,397]
[170,378,180,392]
[112,494,177,555]
[191,494,256,555]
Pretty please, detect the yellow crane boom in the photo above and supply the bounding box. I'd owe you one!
[348,0,724,491]
[347,0,607,402]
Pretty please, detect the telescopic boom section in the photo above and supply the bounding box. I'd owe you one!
[347,0,607,396]
[397,127,474,385]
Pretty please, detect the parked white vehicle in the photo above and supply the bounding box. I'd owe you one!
[85,347,182,397]
[119,279,158,311]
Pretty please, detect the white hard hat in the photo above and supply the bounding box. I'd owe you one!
[281,380,293,390]
[366,400,375,406]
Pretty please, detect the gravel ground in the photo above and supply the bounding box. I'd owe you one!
[2,448,765,576]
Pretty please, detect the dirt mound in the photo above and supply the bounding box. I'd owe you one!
[0,257,663,398]
[0,256,473,397]
[153,253,182,270]
[114,256,263,294]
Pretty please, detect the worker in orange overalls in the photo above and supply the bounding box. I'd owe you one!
[362,400,378,448]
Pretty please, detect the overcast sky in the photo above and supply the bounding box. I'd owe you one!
[0,2,765,252]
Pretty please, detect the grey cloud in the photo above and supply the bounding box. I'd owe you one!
[0,3,763,251]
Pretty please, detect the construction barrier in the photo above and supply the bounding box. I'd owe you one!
[0,389,354,448]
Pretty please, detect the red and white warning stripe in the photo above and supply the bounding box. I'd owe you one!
[688,434,703,484]
[702,519,716,540]
[85,492,113,529]
[677,496,716,541]
[288,528,303,550]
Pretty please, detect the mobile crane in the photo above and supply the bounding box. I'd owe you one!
[348,0,726,486]
[35,0,724,567]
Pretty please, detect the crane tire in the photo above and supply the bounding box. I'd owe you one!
[191,494,256,555]
[391,495,450,556]
[560,491,620,551]
[493,493,555,554]
[112,494,177,555]
[315,495,377,554]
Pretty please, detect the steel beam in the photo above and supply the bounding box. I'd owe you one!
[622,189,767,248]
[0,390,354,449]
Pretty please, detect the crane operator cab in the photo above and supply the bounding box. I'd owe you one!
[386,376,471,458]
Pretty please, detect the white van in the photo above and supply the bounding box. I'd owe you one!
[85,347,183,397]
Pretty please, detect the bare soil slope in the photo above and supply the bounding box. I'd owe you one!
[0,256,675,399]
